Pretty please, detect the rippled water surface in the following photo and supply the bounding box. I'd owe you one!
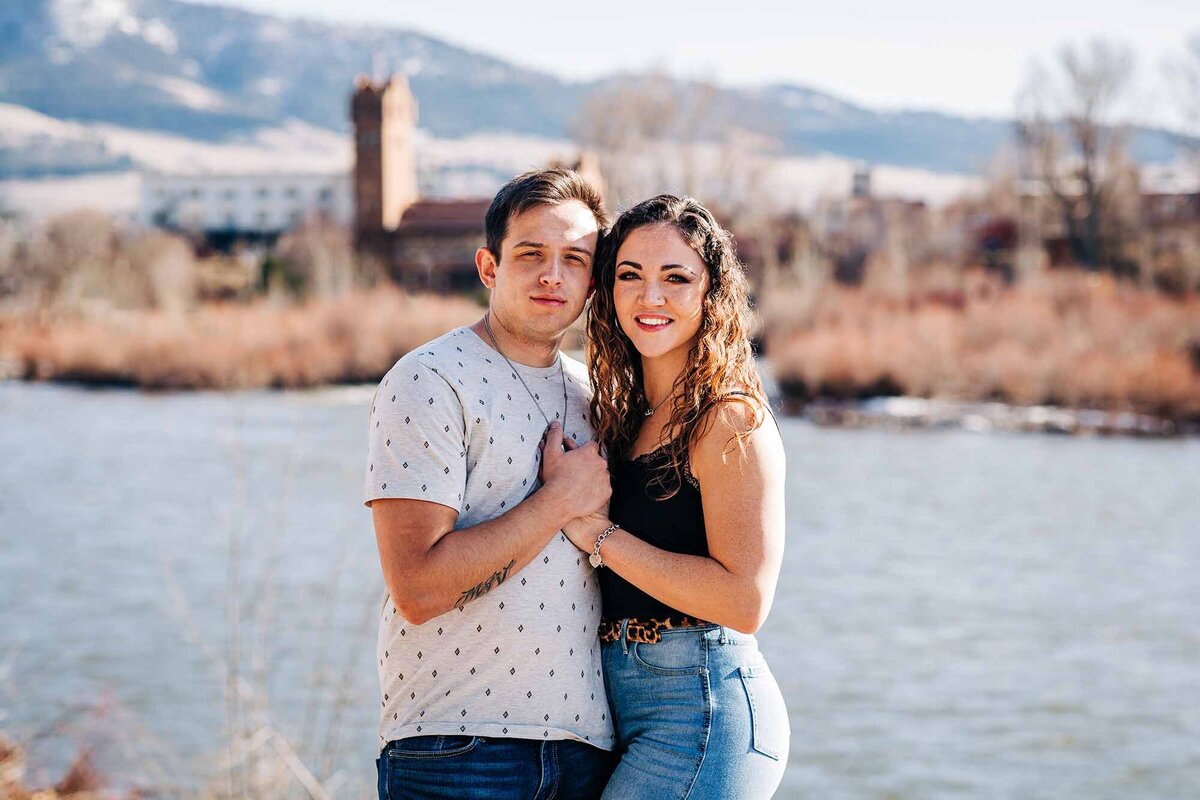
[2,382,1197,798]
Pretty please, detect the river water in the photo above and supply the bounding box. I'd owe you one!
[1,381,1197,799]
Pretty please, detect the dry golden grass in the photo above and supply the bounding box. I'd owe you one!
[0,286,482,390]
[766,270,1200,419]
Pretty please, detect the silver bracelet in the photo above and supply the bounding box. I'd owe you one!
[589,524,620,569]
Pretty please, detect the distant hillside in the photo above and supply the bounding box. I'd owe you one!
[0,0,1190,178]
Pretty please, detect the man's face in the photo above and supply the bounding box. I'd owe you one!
[479,200,599,342]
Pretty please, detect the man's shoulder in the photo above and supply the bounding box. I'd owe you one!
[383,327,475,380]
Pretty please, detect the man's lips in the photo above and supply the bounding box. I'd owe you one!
[530,295,567,306]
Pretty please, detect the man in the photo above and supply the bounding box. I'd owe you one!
[364,168,615,799]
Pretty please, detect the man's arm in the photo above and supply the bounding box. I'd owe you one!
[371,422,609,625]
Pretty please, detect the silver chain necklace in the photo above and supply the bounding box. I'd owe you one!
[482,312,568,434]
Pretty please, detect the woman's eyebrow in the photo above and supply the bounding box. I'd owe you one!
[616,260,642,270]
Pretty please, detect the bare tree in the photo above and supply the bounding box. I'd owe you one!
[1016,39,1138,270]
[571,73,778,217]
[24,210,120,310]
[1165,32,1200,161]
[276,216,358,298]
[129,231,197,314]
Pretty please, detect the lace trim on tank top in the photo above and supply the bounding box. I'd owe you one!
[629,446,700,491]
[627,391,764,492]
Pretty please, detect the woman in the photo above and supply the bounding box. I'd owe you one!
[560,195,789,798]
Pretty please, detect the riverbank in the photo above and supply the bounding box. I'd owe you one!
[0,286,480,390]
[0,734,107,800]
[763,271,1200,430]
[2,276,1198,434]
[796,396,1188,436]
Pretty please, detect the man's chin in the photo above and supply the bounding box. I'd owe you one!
[524,304,583,331]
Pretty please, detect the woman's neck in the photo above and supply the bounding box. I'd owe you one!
[640,349,689,410]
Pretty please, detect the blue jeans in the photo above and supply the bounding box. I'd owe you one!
[376,735,614,799]
[601,624,789,799]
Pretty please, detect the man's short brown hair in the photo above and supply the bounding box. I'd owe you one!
[484,168,607,258]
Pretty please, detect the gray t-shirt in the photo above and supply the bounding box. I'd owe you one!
[363,326,613,751]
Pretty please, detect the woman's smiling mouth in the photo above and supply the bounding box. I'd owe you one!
[634,314,673,331]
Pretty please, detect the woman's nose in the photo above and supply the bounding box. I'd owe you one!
[640,281,666,305]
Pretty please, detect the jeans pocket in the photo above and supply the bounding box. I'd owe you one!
[629,636,704,676]
[738,663,789,761]
[386,734,480,760]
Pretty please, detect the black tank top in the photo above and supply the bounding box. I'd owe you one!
[598,447,707,620]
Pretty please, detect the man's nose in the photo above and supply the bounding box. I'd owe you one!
[540,257,564,286]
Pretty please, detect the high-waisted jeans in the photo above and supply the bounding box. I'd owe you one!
[601,623,789,799]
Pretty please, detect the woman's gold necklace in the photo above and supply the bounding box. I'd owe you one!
[643,393,672,417]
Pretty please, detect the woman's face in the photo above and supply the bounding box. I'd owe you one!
[612,223,711,364]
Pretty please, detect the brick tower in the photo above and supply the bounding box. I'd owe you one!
[351,74,419,233]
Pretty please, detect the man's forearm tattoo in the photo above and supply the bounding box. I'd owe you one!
[455,559,516,610]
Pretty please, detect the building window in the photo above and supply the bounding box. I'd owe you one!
[222,189,237,200]
[257,187,270,199]
[285,186,299,199]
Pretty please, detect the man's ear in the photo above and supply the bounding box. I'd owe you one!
[475,247,498,289]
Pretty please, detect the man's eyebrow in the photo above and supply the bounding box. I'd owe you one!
[565,246,594,257]
[512,241,544,249]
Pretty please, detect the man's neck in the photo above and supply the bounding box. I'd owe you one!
[471,312,561,368]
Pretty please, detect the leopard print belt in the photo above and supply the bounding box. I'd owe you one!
[598,616,712,644]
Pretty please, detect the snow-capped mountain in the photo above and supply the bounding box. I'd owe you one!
[0,0,1188,179]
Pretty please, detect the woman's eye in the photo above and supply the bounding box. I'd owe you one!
[616,272,639,281]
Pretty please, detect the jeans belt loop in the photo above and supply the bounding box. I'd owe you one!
[718,627,728,645]
[620,618,630,655]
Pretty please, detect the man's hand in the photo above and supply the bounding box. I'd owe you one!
[540,422,611,524]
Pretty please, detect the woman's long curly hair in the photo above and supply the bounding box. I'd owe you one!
[587,194,766,497]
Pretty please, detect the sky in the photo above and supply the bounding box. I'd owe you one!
[202,0,1197,128]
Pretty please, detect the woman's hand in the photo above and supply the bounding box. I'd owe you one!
[562,511,611,553]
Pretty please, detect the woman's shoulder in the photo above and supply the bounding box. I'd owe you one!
[690,389,782,477]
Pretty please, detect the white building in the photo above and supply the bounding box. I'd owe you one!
[139,172,353,234]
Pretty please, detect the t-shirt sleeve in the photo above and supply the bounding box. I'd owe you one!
[363,359,467,512]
